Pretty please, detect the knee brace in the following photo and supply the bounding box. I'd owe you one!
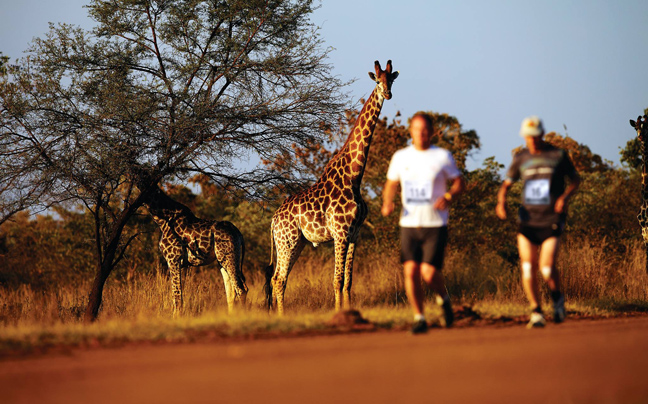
[522,262,533,279]
[521,262,533,280]
[540,265,553,280]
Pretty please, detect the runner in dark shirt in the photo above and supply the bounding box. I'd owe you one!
[496,116,580,328]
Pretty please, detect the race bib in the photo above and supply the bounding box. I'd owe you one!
[404,180,432,205]
[525,179,550,205]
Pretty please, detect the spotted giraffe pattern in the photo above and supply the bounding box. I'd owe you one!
[265,60,399,314]
[142,186,247,315]
[630,115,648,273]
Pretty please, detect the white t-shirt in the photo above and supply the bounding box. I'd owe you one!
[386,145,461,227]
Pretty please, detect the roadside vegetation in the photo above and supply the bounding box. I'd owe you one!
[1,238,646,357]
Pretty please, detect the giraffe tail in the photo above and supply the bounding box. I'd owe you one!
[264,225,275,310]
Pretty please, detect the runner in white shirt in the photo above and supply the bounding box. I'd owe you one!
[382,112,465,334]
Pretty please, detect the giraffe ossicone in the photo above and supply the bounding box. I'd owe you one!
[141,185,248,316]
[630,114,648,274]
[265,60,399,315]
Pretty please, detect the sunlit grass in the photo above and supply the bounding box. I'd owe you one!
[1,238,647,356]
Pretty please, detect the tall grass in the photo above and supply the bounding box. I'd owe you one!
[1,238,647,329]
[560,238,648,302]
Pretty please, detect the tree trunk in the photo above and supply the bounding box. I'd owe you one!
[84,262,112,322]
[82,196,144,322]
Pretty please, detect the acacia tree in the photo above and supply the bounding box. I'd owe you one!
[0,0,348,321]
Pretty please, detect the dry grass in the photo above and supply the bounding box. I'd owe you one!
[1,239,647,354]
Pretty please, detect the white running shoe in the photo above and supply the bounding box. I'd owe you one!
[527,312,546,329]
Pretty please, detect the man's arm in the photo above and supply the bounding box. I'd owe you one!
[381,179,400,216]
[496,179,513,220]
[555,174,581,214]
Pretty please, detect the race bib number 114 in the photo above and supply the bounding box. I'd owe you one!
[404,180,432,205]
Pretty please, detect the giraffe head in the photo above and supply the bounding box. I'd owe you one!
[630,115,648,142]
[368,60,399,100]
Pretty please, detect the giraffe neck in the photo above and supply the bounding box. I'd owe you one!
[640,127,648,191]
[144,188,194,227]
[638,127,648,247]
[323,88,384,188]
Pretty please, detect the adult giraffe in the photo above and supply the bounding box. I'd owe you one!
[141,185,248,316]
[630,114,648,273]
[265,60,399,314]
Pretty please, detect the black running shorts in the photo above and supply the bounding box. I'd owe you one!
[518,223,563,246]
[400,226,448,268]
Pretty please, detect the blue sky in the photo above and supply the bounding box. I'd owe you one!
[2,0,648,171]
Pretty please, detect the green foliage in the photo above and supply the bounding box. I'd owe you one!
[568,169,641,245]
[544,132,611,173]
[450,157,519,263]
[0,211,94,289]
[620,137,642,171]
[0,53,8,77]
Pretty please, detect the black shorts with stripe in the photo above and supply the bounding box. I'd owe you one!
[400,226,448,268]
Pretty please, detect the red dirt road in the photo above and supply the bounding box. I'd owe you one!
[2,315,648,404]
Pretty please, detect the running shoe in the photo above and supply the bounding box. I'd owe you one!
[553,293,566,324]
[411,319,428,334]
[441,299,454,328]
[527,312,546,329]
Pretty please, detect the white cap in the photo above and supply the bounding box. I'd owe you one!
[519,116,544,137]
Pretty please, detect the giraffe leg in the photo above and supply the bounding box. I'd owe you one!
[168,263,183,317]
[272,271,288,316]
[333,240,349,312]
[213,224,248,312]
[272,236,306,316]
[160,237,185,317]
[264,264,275,311]
[342,242,356,310]
[220,267,234,314]
[229,258,248,307]
[220,260,248,312]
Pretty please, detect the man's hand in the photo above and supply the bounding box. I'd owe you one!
[496,180,512,220]
[554,195,566,213]
[433,195,450,210]
[381,201,394,216]
[381,180,399,217]
[495,201,507,220]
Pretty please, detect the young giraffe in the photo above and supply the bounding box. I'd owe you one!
[265,60,399,315]
[630,114,648,273]
[141,186,248,315]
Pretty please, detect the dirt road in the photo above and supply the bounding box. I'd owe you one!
[2,315,648,403]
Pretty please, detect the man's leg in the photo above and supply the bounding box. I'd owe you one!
[517,234,545,328]
[539,236,565,323]
[404,260,428,333]
[539,236,560,290]
[517,233,541,309]
[420,263,447,297]
[404,260,424,316]
[421,263,453,327]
